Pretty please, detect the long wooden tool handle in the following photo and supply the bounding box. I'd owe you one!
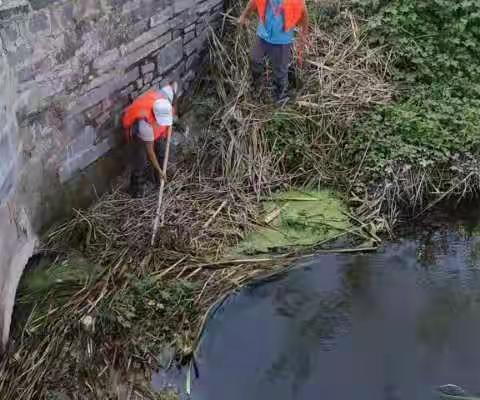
[151,127,172,246]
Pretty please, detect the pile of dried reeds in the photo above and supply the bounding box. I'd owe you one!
[46,172,259,264]
[1,246,291,400]
[193,2,393,216]
[0,170,298,399]
[358,155,480,226]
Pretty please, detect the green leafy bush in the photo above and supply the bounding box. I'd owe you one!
[351,0,480,177]
[353,83,480,174]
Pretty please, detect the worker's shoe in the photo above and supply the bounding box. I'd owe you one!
[129,172,147,198]
[250,85,267,103]
[275,92,290,106]
[289,65,303,91]
[273,78,293,106]
[274,87,295,106]
[129,185,147,198]
[250,68,268,102]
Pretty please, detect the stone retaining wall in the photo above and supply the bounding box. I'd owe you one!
[0,0,224,349]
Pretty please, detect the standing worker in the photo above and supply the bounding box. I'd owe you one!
[122,82,178,197]
[239,0,309,104]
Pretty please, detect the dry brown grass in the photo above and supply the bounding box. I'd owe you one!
[194,3,393,208]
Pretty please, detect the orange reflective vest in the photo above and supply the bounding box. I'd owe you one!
[122,90,170,142]
[255,0,306,32]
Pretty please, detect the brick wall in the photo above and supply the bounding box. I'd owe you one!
[0,0,224,349]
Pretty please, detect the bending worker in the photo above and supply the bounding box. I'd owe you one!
[122,82,178,197]
[239,0,309,104]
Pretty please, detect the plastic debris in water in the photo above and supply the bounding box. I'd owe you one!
[438,385,469,396]
[436,384,480,399]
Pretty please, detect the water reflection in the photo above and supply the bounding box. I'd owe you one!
[264,276,351,398]
[175,219,480,400]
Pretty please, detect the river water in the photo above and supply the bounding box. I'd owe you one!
[154,207,480,400]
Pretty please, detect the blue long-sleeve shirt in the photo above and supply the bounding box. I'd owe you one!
[257,0,295,45]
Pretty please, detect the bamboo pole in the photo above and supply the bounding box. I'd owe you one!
[151,127,172,246]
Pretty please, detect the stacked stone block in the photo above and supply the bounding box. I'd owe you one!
[1,0,224,190]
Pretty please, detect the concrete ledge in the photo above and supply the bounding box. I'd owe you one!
[0,204,36,350]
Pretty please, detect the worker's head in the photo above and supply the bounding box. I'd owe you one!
[153,98,173,126]
[161,81,179,105]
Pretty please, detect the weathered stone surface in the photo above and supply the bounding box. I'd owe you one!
[186,53,199,70]
[49,2,74,33]
[94,112,110,128]
[121,0,140,15]
[143,72,154,84]
[70,67,139,114]
[141,62,155,74]
[195,16,208,36]
[29,10,50,34]
[172,28,182,40]
[123,20,173,55]
[183,69,196,83]
[184,22,195,33]
[65,125,95,159]
[184,37,199,57]
[59,135,115,183]
[120,83,135,98]
[80,71,118,95]
[157,37,183,72]
[93,48,120,73]
[0,22,19,43]
[121,33,171,68]
[5,42,34,67]
[173,0,193,15]
[150,6,173,28]
[85,102,104,120]
[197,0,223,15]
[0,0,29,20]
[184,30,195,43]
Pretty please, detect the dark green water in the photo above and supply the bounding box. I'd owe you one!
[154,208,480,400]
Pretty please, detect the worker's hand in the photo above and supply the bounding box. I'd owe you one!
[238,14,249,27]
[299,31,310,50]
[157,168,167,182]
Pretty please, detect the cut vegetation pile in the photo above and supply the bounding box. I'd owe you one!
[1,174,368,399]
[196,1,393,196]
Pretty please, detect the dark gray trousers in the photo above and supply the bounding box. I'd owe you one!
[251,36,292,99]
[129,134,175,197]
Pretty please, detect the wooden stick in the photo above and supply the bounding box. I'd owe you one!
[203,200,228,229]
[151,127,172,246]
[264,202,289,224]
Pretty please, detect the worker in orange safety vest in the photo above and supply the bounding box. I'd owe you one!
[122,82,178,197]
[239,0,309,104]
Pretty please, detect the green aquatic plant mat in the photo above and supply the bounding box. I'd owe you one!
[236,190,351,255]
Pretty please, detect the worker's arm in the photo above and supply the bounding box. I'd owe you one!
[299,5,310,46]
[144,141,166,181]
[239,0,256,26]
